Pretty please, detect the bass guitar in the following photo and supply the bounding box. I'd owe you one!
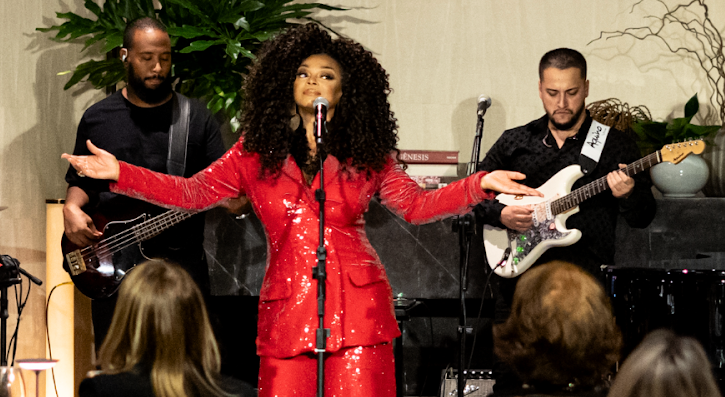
[483,140,704,278]
[62,209,193,299]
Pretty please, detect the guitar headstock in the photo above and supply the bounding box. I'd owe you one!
[660,140,706,164]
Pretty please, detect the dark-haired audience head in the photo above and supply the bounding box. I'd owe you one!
[241,23,399,177]
[120,17,173,105]
[607,329,722,397]
[98,259,229,397]
[493,261,621,389]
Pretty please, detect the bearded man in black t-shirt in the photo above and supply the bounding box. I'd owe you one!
[63,17,247,349]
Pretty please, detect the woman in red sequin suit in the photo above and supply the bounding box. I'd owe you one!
[64,23,541,397]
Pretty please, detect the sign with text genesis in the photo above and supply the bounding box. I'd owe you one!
[398,150,458,164]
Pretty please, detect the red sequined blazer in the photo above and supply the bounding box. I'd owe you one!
[112,139,493,358]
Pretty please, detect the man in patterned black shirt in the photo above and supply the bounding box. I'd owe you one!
[476,48,655,277]
[474,48,656,391]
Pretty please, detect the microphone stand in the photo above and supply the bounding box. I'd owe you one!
[451,109,487,397]
[311,108,330,397]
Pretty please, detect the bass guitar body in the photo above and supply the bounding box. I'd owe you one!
[62,212,152,299]
[483,165,584,278]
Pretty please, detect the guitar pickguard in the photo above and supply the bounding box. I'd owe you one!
[484,164,585,278]
[507,218,570,266]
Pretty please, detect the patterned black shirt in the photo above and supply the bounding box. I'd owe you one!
[475,112,656,273]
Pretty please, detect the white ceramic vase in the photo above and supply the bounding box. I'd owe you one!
[650,153,709,197]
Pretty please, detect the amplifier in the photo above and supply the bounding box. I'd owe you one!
[440,369,495,397]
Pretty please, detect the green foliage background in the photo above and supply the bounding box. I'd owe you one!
[633,94,721,156]
[38,0,343,131]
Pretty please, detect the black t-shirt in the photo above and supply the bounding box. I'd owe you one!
[65,91,225,286]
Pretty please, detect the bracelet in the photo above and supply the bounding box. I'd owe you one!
[235,213,248,220]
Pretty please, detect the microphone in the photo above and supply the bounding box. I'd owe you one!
[477,95,492,117]
[313,97,329,143]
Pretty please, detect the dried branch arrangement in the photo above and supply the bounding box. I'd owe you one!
[587,98,653,139]
[590,0,724,124]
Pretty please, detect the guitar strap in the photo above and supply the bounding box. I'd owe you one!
[578,119,610,175]
[167,93,190,177]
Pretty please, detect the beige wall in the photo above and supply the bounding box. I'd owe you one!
[313,0,725,157]
[1,0,722,395]
[1,0,102,395]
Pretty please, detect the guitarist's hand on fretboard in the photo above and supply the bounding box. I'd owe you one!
[501,205,534,232]
[607,163,635,199]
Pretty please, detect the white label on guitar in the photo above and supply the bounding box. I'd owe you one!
[581,120,610,163]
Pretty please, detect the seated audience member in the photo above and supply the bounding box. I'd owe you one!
[607,329,722,397]
[79,259,253,397]
[491,261,621,396]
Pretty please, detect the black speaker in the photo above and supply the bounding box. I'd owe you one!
[440,369,495,397]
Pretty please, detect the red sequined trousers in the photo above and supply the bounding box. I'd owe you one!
[258,343,395,396]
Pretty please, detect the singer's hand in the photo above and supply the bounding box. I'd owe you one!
[61,140,120,181]
[481,170,543,197]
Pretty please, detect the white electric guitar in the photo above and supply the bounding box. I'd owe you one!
[484,140,705,278]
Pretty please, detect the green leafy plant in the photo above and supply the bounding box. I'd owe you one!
[632,94,721,156]
[38,0,344,131]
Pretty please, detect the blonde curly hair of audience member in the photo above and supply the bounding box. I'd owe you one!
[494,261,622,389]
[607,329,722,397]
[97,259,232,397]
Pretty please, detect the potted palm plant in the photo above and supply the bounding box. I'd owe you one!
[37,0,344,132]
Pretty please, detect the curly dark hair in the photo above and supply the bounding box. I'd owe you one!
[493,261,622,389]
[241,23,399,177]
